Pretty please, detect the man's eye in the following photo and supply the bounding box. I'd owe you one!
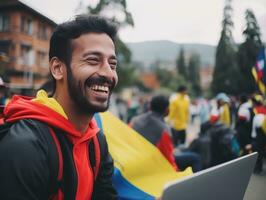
[86,58,99,64]
[109,61,117,70]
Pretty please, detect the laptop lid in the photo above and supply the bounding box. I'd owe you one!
[162,152,258,200]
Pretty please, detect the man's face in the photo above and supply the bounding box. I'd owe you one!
[67,32,118,114]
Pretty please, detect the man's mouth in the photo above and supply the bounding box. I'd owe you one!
[89,84,109,94]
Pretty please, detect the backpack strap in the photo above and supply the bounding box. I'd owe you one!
[48,127,64,200]
[49,128,103,197]
[92,134,101,179]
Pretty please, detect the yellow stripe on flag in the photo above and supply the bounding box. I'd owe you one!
[99,112,192,197]
[252,67,266,95]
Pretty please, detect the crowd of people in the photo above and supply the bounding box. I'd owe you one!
[106,84,266,175]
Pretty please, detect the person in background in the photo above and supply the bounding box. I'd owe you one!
[252,94,266,115]
[235,94,254,155]
[0,76,9,106]
[130,95,201,172]
[0,15,118,199]
[129,95,178,170]
[167,85,190,146]
[248,94,266,174]
[198,97,210,125]
[210,93,231,127]
[189,99,199,124]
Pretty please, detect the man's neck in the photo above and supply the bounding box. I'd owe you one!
[53,93,93,134]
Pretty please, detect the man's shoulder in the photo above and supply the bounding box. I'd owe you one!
[0,119,53,164]
[9,118,49,131]
[131,112,149,123]
[4,119,51,146]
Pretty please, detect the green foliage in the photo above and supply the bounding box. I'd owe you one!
[176,47,187,79]
[188,53,202,96]
[153,65,186,91]
[87,0,134,27]
[116,38,131,63]
[237,9,263,94]
[211,0,240,95]
[115,63,139,92]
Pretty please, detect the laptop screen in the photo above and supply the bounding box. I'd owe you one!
[162,152,258,200]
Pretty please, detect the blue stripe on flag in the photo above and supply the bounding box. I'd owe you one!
[94,113,155,200]
[112,168,155,200]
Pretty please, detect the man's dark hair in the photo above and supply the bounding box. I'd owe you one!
[49,15,117,65]
[48,15,117,94]
[150,95,169,114]
[177,85,187,92]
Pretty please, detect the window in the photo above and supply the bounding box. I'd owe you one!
[21,17,33,35]
[0,14,10,32]
[37,23,47,40]
[36,51,47,67]
[0,40,10,54]
[21,45,33,65]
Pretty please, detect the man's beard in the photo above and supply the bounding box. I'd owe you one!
[67,68,115,115]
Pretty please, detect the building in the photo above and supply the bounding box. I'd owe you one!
[140,72,160,90]
[0,0,56,93]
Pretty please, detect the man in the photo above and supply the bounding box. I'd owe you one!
[235,94,253,154]
[167,85,190,146]
[130,95,201,172]
[130,95,178,170]
[250,94,266,173]
[0,15,118,199]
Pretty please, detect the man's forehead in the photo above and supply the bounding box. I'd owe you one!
[71,32,114,46]
[71,32,115,55]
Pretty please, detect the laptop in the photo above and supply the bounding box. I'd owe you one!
[162,152,258,200]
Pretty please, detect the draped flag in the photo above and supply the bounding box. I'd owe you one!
[94,112,192,200]
[252,47,266,95]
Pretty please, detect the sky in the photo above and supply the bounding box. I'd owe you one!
[22,0,266,45]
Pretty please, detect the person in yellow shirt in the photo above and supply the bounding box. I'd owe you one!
[216,93,231,127]
[167,85,190,146]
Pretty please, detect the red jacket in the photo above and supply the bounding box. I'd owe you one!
[0,95,117,199]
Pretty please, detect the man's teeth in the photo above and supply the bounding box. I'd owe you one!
[90,85,109,92]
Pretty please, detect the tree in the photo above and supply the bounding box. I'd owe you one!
[237,9,263,94]
[153,59,186,93]
[211,0,239,95]
[176,47,187,80]
[87,0,134,28]
[86,0,136,92]
[188,53,202,96]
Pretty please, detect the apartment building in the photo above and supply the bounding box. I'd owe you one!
[0,0,56,92]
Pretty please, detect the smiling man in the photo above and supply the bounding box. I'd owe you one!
[0,15,118,199]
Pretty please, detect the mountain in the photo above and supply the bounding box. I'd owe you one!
[126,40,216,68]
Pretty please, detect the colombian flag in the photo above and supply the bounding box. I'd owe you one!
[252,47,266,95]
[94,112,192,199]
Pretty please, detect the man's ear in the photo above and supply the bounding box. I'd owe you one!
[49,57,65,80]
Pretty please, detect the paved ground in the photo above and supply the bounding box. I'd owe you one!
[244,166,266,200]
[186,120,266,200]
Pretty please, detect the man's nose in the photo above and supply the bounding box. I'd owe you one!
[98,61,114,78]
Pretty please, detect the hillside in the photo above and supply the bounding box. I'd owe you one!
[126,40,216,68]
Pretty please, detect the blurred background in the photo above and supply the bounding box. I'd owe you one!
[0,1,265,199]
[0,0,265,98]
